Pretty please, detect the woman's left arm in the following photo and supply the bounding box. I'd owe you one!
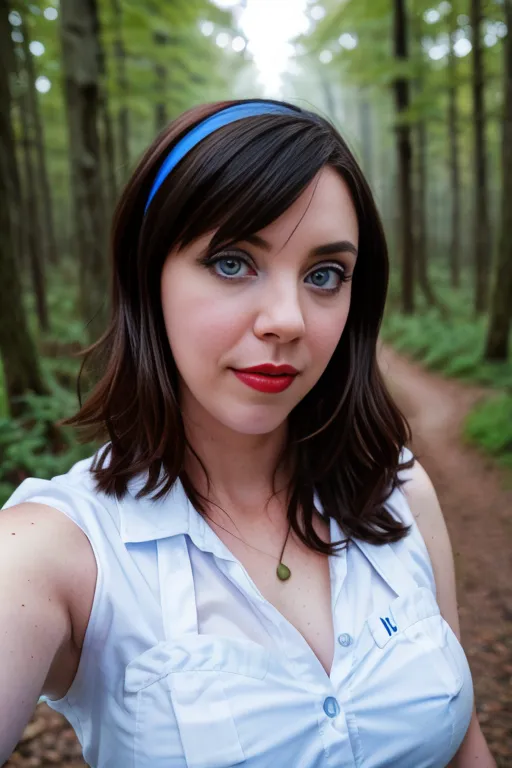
[402,459,496,768]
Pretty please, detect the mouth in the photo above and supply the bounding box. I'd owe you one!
[231,364,299,394]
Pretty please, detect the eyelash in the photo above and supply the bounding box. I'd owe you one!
[198,251,352,295]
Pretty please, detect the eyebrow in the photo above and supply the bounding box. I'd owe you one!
[244,233,358,260]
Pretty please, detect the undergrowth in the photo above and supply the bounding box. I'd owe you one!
[382,265,512,469]
[0,262,100,506]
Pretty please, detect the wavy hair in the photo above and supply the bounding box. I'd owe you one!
[60,98,414,554]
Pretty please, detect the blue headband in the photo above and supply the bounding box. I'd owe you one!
[144,101,299,214]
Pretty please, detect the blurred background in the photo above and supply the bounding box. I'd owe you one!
[0,0,511,765]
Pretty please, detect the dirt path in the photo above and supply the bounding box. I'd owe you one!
[6,347,512,767]
[380,345,512,765]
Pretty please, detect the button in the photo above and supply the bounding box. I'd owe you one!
[338,633,352,647]
[323,696,340,718]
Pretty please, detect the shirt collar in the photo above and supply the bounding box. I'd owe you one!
[118,473,202,544]
[117,465,328,549]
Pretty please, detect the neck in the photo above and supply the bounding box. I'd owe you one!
[182,415,292,520]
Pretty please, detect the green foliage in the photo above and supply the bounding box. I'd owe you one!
[0,394,98,507]
[464,393,512,468]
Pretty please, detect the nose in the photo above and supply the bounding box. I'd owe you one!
[252,277,306,343]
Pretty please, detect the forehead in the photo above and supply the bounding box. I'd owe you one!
[257,167,359,252]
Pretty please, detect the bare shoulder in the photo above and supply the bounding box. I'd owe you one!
[401,459,461,639]
[0,501,97,691]
[0,500,97,598]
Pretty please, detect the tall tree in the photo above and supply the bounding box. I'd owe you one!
[358,90,373,184]
[97,21,118,212]
[470,0,491,314]
[17,44,49,332]
[18,9,58,268]
[111,0,130,174]
[411,5,441,311]
[447,4,461,289]
[393,0,415,314]
[154,29,169,134]
[0,1,48,418]
[484,0,512,360]
[60,0,108,342]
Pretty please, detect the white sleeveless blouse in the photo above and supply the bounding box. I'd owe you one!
[3,446,473,767]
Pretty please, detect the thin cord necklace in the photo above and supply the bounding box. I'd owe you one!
[208,517,293,582]
[276,522,292,581]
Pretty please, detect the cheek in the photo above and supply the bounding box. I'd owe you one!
[162,286,243,371]
[307,299,351,364]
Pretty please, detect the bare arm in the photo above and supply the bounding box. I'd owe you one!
[0,502,77,763]
[404,460,496,768]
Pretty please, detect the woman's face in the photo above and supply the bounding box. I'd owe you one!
[161,166,359,437]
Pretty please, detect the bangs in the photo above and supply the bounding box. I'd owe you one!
[150,113,339,257]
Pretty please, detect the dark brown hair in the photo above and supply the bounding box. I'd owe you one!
[60,97,414,554]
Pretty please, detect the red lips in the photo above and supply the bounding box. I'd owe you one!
[232,363,299,394]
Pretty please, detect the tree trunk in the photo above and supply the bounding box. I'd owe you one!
[411,5,441,311]
[318,68,338,122]
[16,16,49,331]
[393,0,414,314]
[415,121,444,312]
[97,20,117,211]
[19,10,59,268]
[448,6,461,289]
[359,91,373,185]
[154,30,168,133]
[60,0,108,343]
[18,71,49,332]
[484,0,512,360]
[111,0,130,174]
[0,1,48,417]
[470,0,491,314]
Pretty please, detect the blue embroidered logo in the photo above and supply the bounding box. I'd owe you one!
[380,617,398,636]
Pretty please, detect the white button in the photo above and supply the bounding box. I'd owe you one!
[338,633,352,647]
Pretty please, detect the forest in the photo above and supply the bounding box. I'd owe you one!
[0,0,511,765]
[1,0,512,506]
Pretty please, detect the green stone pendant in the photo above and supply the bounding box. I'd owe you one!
[276,563,291,581]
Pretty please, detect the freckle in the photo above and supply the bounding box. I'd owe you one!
[31,655,33,659]
[21,604,25,607]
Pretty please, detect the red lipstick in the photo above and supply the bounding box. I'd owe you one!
[232,363,299,394]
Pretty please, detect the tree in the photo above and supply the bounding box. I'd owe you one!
[110,0,130,175]
[0,0,48,418]
[393,0,415,314]
[484,0,512,361]
[470,0,491,314]
[60,0,108,343]
[447,3,461,288]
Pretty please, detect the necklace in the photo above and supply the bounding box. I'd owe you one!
[208,517,293,582]
[276,522,292,581]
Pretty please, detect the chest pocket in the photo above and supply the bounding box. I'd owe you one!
[364,587,466,696]
[349,587,473,766]
[125,634,270,768]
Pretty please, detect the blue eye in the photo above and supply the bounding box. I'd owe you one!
[306,266,345,292]
[215,258,245,277]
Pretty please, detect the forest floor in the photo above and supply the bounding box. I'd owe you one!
[5,346,512,767]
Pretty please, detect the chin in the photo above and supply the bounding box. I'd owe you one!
[215,404,290,437]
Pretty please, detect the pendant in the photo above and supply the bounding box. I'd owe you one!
[276,562,291,581]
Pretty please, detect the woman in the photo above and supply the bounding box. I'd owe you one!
[0,99,495,767]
